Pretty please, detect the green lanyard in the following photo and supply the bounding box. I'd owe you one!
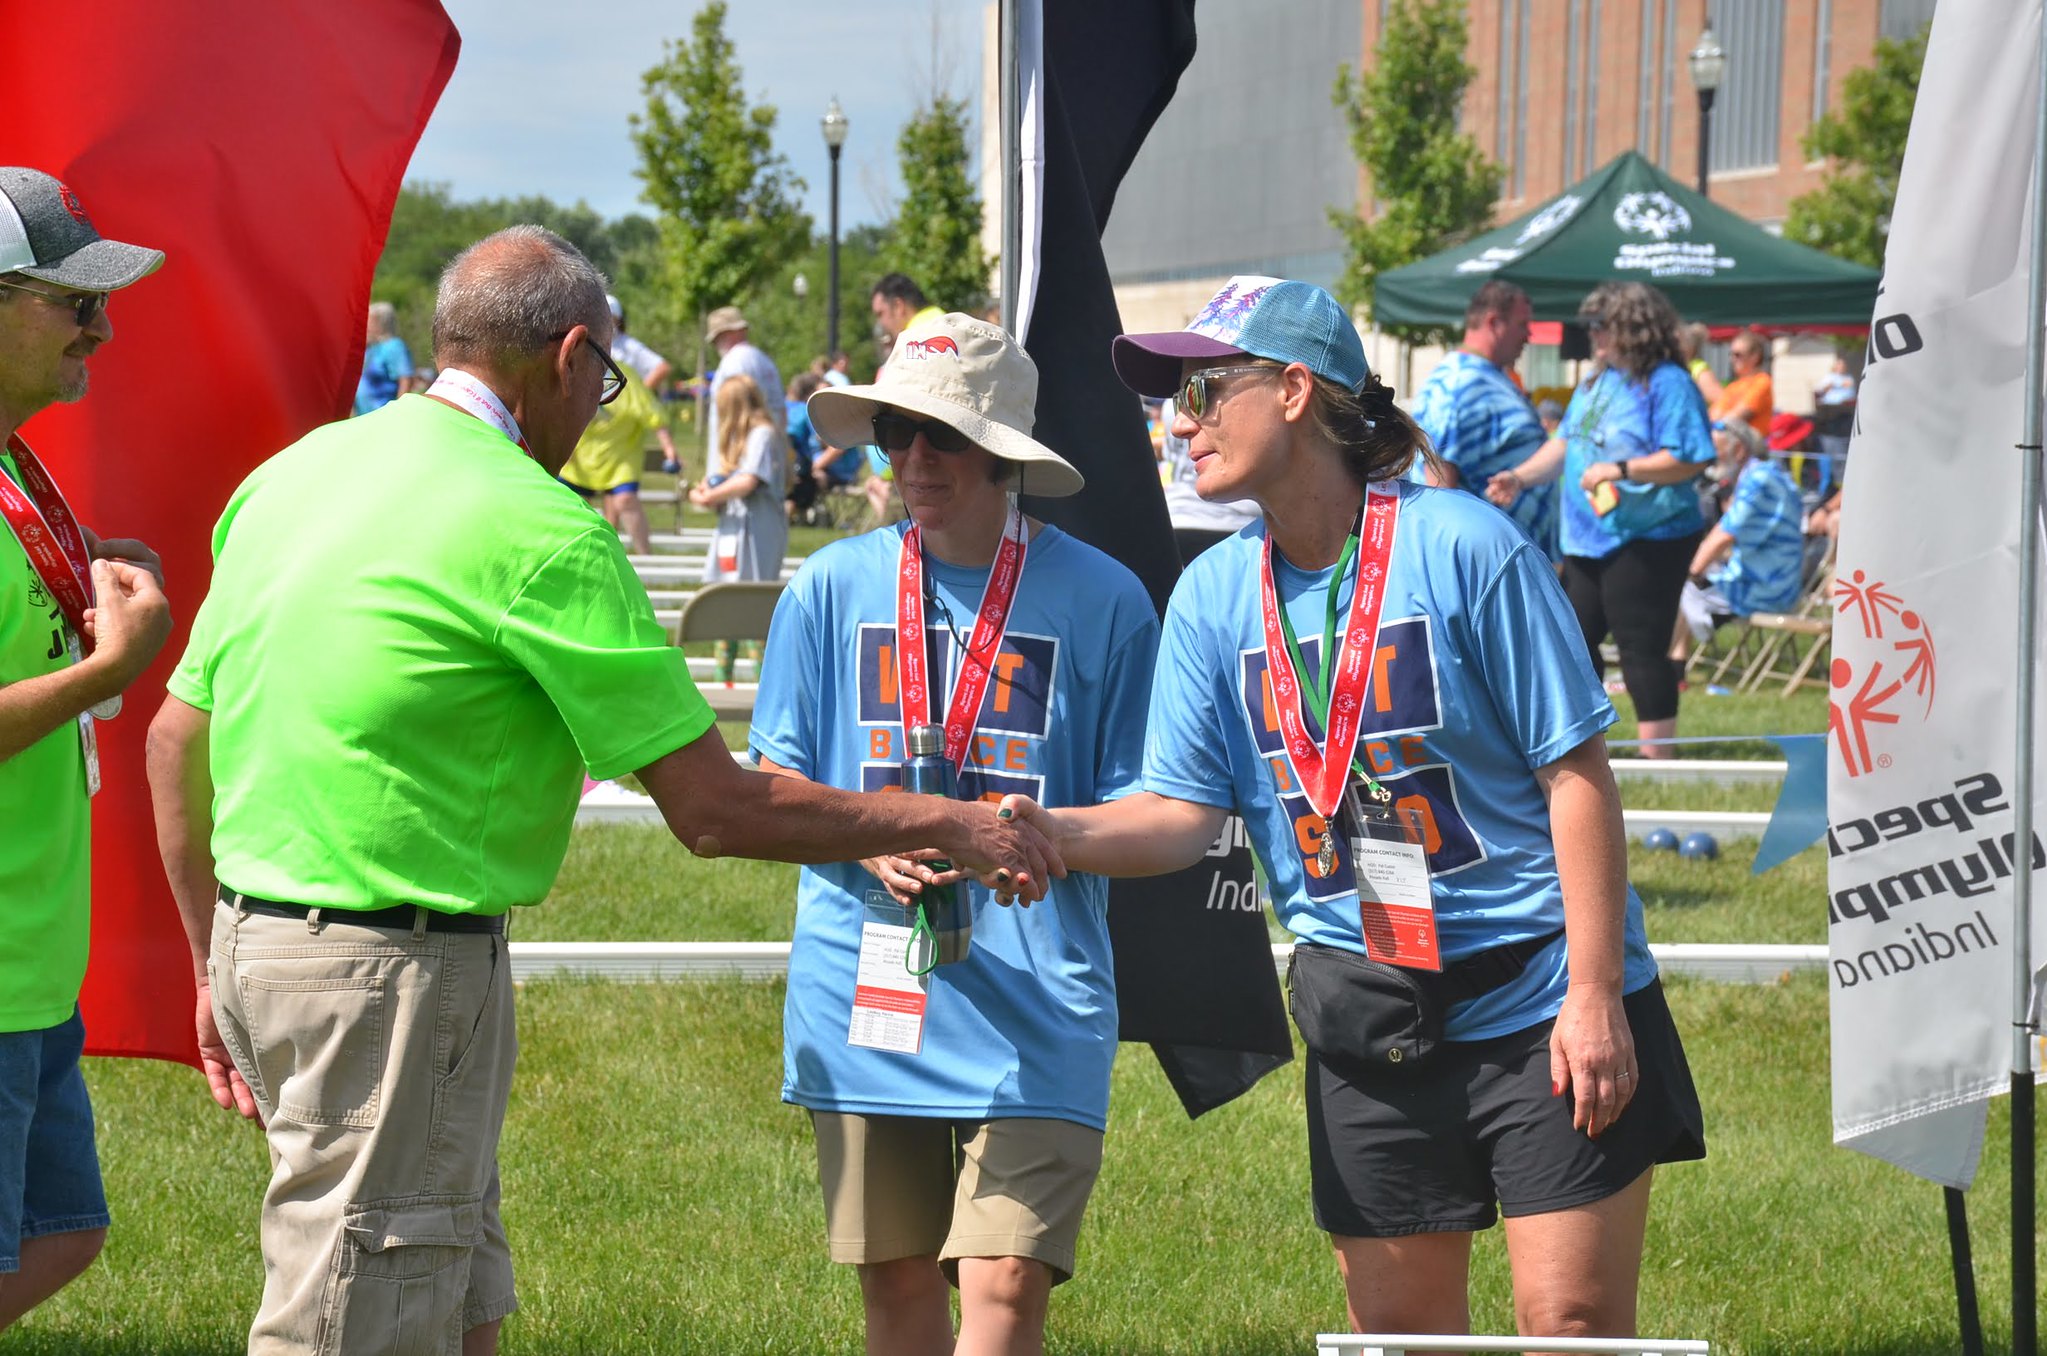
[1273,529,1390,805]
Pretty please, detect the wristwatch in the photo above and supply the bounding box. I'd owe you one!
[1616,458,1632,482]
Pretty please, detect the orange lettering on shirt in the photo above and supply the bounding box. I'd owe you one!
[991,651,1028,713]
[973,734,996,767]
[1261,669,1279,733]
[878,644,898,706]
[870,729,893,761]
[1005,739,1029,771]
[1364,739,1395,775]
[1399,735,1428,766]
[1371,643,1398,713]
[1268,754,1295,794]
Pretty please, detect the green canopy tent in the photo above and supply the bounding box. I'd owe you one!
[1373,150,1881,328]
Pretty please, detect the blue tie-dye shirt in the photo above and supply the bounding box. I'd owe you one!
[1711,458,1807,617]
[1409,351,1556,559]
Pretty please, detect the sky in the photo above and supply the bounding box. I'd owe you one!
[404,0,987,231]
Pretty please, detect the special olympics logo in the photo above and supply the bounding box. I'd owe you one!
[1829,569,1938,778]
[55,183,92,226]
[1517,194,1583,245]
[900,336,958,360]
[1614,192,1692,241]
[1333,692,1358,715]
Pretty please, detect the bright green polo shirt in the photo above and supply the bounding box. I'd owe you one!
[168,395,714,913]
[0,449,91,1032]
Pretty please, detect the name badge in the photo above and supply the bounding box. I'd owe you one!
[848,889,929,1055]
[1344,785,1437,970]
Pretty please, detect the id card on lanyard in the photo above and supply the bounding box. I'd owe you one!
[849,889,931,1054]
[0,437,106,795]
[848,508,1028,1051]
[1260,482,1439,967]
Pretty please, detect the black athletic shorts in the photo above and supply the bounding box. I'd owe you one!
[1305,979,1705,1237]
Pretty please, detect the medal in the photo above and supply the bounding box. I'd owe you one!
[1317,832,1338,878]
[91,694,122,721]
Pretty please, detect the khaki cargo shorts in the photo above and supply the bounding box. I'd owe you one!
[211,901,519,1353]
[811,1112,1104,1284]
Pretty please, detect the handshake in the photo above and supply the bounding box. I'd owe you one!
[861,794,1062,910]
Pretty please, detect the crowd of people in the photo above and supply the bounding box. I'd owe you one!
[4,154,1884,1355]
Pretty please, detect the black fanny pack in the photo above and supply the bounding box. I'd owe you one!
[1286,930,1563,1075]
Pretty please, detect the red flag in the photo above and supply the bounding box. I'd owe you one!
[0,2,459,1062]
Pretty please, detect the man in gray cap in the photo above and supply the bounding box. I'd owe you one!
[0,165,172,1332]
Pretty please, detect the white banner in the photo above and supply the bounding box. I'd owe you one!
[1827,0,2047,1189]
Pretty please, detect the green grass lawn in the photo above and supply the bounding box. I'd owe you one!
[21,977,2039,1354]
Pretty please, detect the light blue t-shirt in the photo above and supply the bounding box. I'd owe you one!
[752,521,1159,1129]
[1712,458,1806,617]
[1559,363,1715,559]
[354,336,412,416]
[1141,482,1658,1040]
[1409,350,1557,560]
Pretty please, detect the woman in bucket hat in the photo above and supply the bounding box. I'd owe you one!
[748,313,1156,1354]
[1002,278,1703,1345]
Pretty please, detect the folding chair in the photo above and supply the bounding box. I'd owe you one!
[674,581,786,721]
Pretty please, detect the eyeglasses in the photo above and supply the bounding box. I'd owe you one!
[1173,363,1280,420]
[0,278,108,329]
[551,330,626,404]
[872,411,974,454]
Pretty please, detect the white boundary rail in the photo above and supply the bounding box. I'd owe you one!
[506,940,1824,985]
[1316,1338,1708,1356]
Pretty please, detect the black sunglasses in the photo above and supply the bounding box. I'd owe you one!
[0,277,108,329]
[871,411,974,454]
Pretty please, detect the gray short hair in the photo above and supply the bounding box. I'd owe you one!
[366,300,398,336]
[432,225,609,369]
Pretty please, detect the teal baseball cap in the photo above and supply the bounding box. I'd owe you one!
[1113,275,1370,399]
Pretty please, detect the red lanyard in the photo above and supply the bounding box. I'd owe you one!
[0,435,94,645]
[1257,482,1402,820]
[896,508,1027,769]
[425,369,526,449]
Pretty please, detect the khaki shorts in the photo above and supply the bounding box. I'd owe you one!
[811,1113,1103,1284]
[211,901,519,1353]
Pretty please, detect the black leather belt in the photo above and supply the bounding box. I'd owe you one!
[220,888,506,935]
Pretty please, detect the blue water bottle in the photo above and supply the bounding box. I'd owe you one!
[904,723,973,968]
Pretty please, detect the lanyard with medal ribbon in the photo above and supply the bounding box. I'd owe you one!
[425,369,528,450]
[893,504,1027,972]
[0,434,121,721]
[1259,481,1403,879]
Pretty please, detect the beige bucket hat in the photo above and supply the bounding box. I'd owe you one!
[807,313,1084,498]
[704,305,749,342]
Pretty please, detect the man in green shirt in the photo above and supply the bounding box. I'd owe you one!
[145,225,1058,1356]
[0,166,172,1334]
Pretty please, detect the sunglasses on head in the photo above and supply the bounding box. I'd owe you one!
[0,277,108,329]
[1173,362,1281,420]
[871,411,974,454]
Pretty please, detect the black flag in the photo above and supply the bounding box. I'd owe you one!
[1013,0,1292,1116]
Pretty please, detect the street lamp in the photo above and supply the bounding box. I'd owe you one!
[821,96,849,357]
[1689,23,1726,197]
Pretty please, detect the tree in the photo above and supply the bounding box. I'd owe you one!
[1328,0,1501,343]
[885,94,991,314]
[631,1,811,379]
[371,183,669,367]
[1785,26,1929,270]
